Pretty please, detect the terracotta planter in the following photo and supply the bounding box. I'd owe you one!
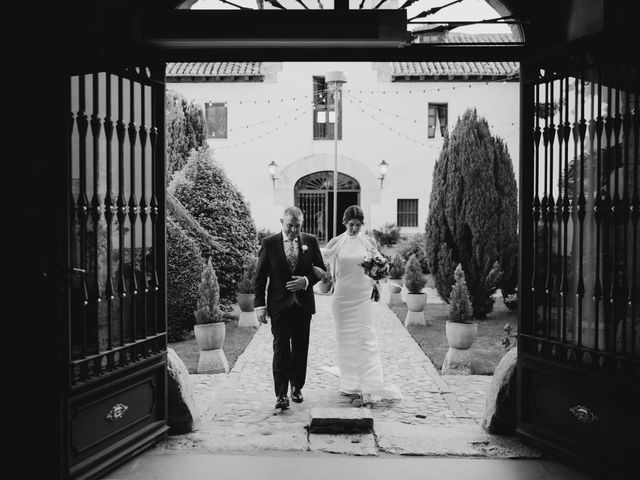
[194,322,226,351]
[388,278,403,288]
[406,292,427,312]
[445,321,478,350]
[317,282,331,293]
[237,292,255,312]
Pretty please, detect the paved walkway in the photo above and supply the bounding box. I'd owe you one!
[157,284,540,458]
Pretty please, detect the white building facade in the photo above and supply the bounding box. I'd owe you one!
[167,40,519,240]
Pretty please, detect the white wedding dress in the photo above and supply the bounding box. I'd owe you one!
[322,233,402,404]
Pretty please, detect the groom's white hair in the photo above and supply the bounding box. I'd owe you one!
[283,206,303,221]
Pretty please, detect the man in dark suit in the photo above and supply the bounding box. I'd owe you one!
[254,206,325,410]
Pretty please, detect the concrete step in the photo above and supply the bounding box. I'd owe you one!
[308,407,374,434]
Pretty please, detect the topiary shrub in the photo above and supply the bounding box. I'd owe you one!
[194,257,224,325]
[426,108,516,318]
[404,254,427,294]
[171,146,258,307]
[237,254,258,294]
[167,215,203,341]
[449,264,474,324]
[396,234,429,274]
[389,254,406,279]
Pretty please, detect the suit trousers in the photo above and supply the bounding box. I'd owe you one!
[270,303,311,398]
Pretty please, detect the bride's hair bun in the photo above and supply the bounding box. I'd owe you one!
[343,205,364,224]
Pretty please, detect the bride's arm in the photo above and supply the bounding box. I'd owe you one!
[320,234,341,258]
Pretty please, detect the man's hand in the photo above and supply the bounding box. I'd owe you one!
[312,265,329,281]
[256,309,268,324]
[286,276,307,292]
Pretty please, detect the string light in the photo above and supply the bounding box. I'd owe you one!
[213,104,314,151]
[193,77,519,107]
[228,102,312,132]
[345,92,518,131]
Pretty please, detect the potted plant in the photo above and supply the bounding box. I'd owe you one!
[317,262,333,294]
[237,254,257,312]
[387,254,406,292]
[445,263,478,350]
[404,254,427,313]
[193,257,226,351]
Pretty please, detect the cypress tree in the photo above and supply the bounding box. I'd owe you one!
[426,108,517,318]
[166,90,208,178]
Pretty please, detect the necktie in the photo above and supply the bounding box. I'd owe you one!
[286,239,297,270]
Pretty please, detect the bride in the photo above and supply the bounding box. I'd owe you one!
[318,205,402,406]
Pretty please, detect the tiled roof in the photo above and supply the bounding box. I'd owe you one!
[166,62,264,80]
[394,33,519,79]
[392,60,519,79]
[411,32,518,45]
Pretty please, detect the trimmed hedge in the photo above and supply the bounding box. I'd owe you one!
[167,214,203,341]
[171,147,257,307]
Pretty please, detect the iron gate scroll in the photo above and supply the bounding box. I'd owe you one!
[67,66,168,480]
[518,55,639,478]
[295,171,360,243]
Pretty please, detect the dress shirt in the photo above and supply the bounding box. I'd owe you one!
[255,232,309,312]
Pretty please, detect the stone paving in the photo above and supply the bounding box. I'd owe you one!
[157,284,541,458]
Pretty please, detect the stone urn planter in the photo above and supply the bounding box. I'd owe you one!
[403,255,428,326]
[404,292,427,326]
[237,292,255,312]
[193,258,229,373]
[194,322,226,351]
[445,263,478,350]
[445,321,478,350]
[236,255,259,328]
[237,292,259,328]
[405,292,427,312]
[387,281,402,294]
[194,322,229,373]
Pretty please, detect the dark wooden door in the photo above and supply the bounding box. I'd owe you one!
[64,65,169,480]
[517,48,639,478]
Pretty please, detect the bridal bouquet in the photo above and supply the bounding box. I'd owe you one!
[359,249,391,302]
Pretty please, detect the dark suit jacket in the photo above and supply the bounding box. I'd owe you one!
[254,232,325,317]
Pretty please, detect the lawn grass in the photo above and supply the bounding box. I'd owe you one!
[169,310,259,374]
[388,296,515,375]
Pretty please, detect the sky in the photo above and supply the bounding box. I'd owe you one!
[190,0,513,33]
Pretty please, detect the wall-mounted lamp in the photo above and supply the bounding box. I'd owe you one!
[377,160,389,188]
[268,161,279,189]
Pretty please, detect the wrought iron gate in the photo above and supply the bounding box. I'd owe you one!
[294,171,360,242]
[66,66,168,479]
[518,53,638,478]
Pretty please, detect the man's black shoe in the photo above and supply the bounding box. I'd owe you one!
[275,395,289,410]
[291,387,304,403]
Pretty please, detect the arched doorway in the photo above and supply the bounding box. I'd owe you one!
[294,171,360,243]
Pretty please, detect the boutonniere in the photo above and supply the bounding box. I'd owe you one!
[301,245,309,252]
